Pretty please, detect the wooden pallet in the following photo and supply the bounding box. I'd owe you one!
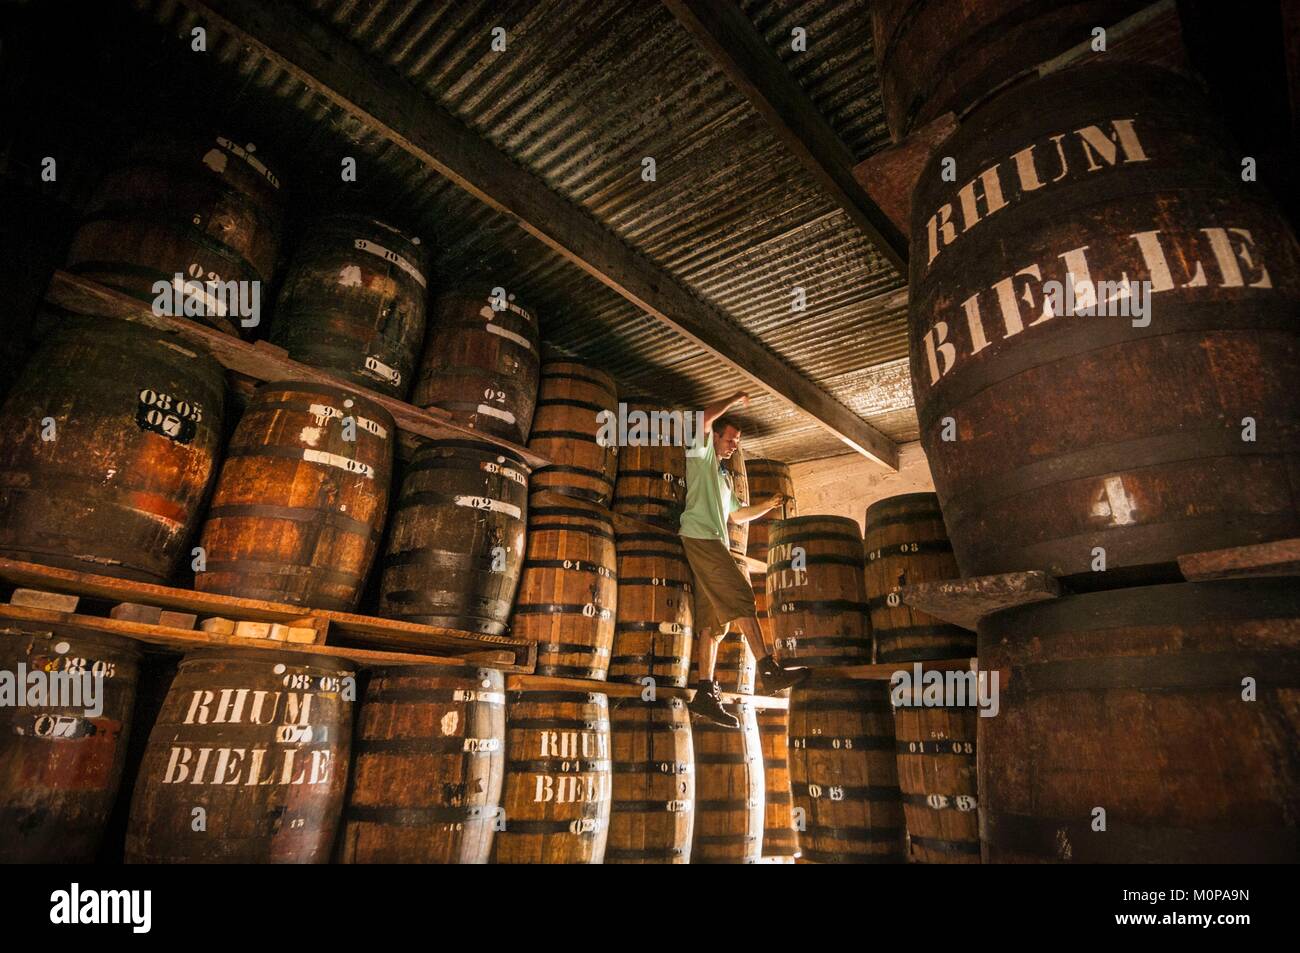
[0,558,535,671]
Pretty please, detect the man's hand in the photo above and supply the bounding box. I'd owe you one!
[764,492,787,509]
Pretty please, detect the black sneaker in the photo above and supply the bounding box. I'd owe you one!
[757,655,808,694]
[688,680,740,728]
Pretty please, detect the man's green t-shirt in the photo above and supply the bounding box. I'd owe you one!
[679,429,740,541]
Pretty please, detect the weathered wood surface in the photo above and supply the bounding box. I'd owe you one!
[1177,537,1300,582]
[901,572,1060,632]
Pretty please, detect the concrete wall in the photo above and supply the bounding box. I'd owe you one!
[788,441,935,533]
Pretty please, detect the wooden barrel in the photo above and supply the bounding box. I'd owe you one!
[338,665,505,864]
[871,0,1146,139]
[790,681,905,863]
[0,316,225,583]
[689,629,755,695]
[413,289,541,444]
[910,64,1300,581]
[752,572,774,646]
[758,705,798,863]
[606,696,694,864]
[609,525,693,688]
[766,516,872,667]
[527,362,618,506]
[378,440,529,635]
[125,649,354,863]
[894,685,980,864]
[979,577,1300,863]
[195,380,394,611]
[612,400,688,530]
[513,503,618,679]
[65,134,283,337]
[744,458,796,565]
[496,690,611,864]
[864,493,973,662]
[723,445,749,555]
[0,625,140,862]
[269,214,428,399]
[692,699,764,863]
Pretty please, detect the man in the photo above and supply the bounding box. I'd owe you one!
[681,390,806,728]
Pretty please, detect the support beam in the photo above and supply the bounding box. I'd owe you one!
[172,0,900,470]
[663,0,909,271]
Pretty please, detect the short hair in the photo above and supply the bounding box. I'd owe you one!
[712,415,742,436]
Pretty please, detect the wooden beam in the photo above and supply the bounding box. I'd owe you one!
[662,0,909,270]
[170,0,899,471]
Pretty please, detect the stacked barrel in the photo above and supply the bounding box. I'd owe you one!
[876,0,1300,862]
[744,458,795,648]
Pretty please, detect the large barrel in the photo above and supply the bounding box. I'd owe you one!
[0,317,225,583]
[979,577,1300,863]
[0,626,140,862]
[194,380,394,611]
[692,699,764,864]
[495,690,611,864]
[512,503,618,679]
[723,445,749,555]
[125,649,354,863]
[758,705,798,863]
[609,526,693,688]
[894,684,980,864]
[378,440,529,635]
[790,681,905,863]
[864,493,973,662]
[606,696,694,864]
[766,516,872,667]
[910,64,1300,581]
[527,362,618,506]
[269,215,428,399]
[612,400,688,530]
[337,666,505,864]
[413,289,541,444]
[744,458,796,565]
[871,0,1145,139]
[65,134,283,337]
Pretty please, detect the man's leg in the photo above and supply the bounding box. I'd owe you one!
[733,615,769,669]
[694,625,725,684]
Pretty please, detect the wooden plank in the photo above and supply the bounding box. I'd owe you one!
[0,604,517,670]
[663,0,908,270]
[811,658,979,682]
[0,557,534,667]
[44,270,551,471]
[901,572,1061,632]
[506,673,788,709]
[172,0,899,471]
[1178,537,1300,582]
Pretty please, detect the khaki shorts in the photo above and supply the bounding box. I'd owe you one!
[680,535,755,637]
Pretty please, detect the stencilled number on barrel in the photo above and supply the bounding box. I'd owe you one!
[951,741,974,755]
[137,388,201,444]
[955,795,978,812]
[282,672,311,690]
[464,496,494,511]
[927,794,950,810]
[483,387,506,403]
[807,783,822,798]
[886,590,902,608]
[898,542,920,554]
[831,737,853,750]
[866,547,882,561]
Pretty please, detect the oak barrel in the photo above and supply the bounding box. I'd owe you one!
[606,696,695,864]
[495,689,611,864]
[195,380,394,611]
[766,516,872,667]
[413,289,541,444]
[864,493,973,662]
[527,362,618,506]
[609,525,694,689]
[512,503,618,679]
[894,682,980,864]
[125,649,354,863]
[692,699,764,864]
[723,445,749,555]
[379,440,529,635]
[871,0,1145,139]
[65,134,283,337]
[744,458,796,565]
[612,400,688,530]
[270,214,428,399]
[758,705,798,863]
[0,316,225,583]
[790,681,905,863]
[979,577,1300,863]
[910,64,1300,580]
[0,625,139,862]
[338,666,505,864]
